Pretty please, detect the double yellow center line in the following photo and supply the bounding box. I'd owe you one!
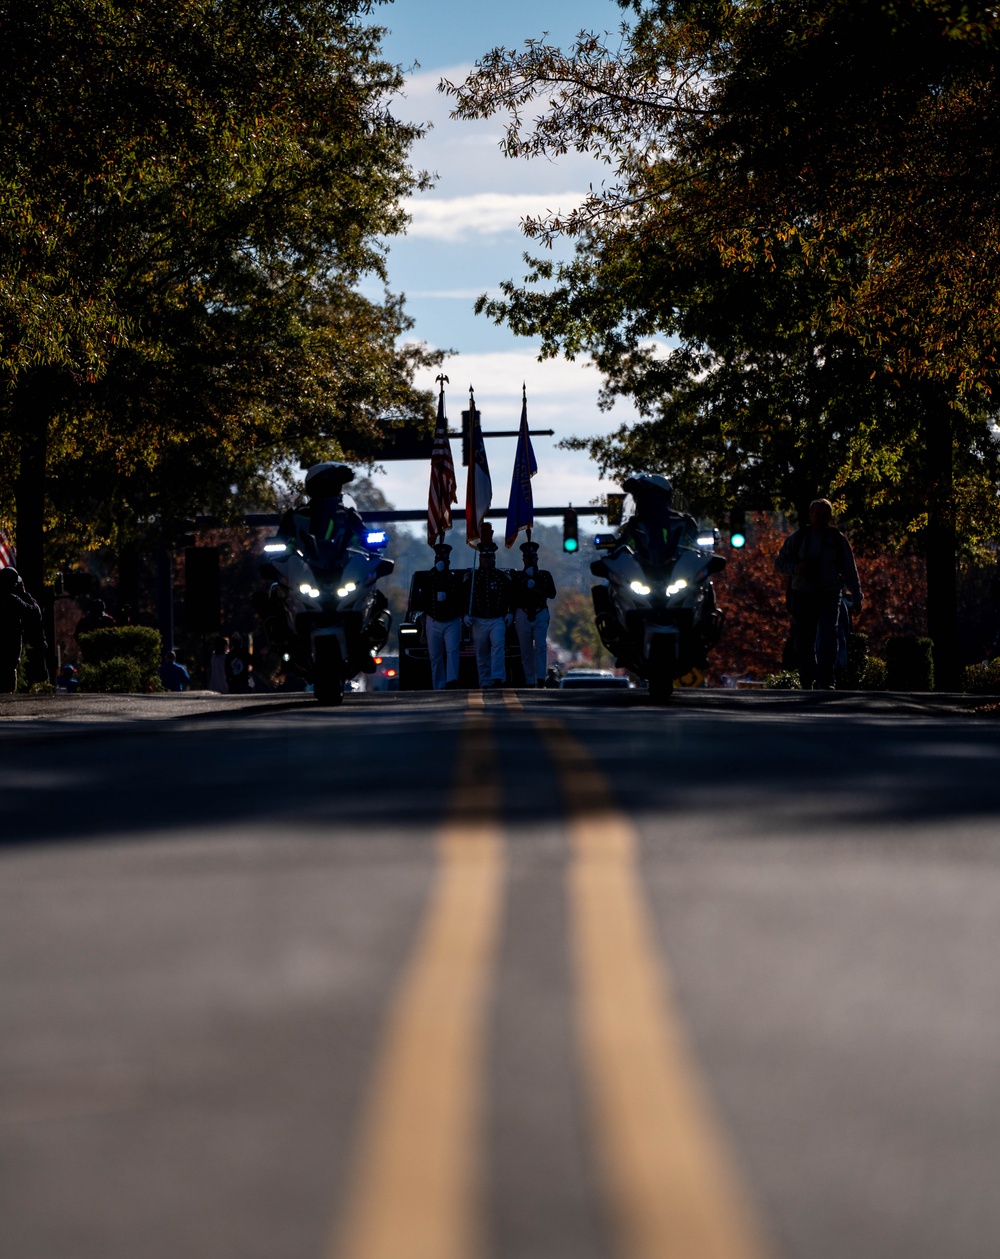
[331,694,771,1259]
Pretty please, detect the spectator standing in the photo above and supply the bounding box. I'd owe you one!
[0,568,42,694]
[775,499,863,690]
[208,636,229,693]
[159,650,190,692]
[225,632,253,693]
[74,598,116,642]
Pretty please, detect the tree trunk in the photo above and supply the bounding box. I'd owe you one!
[924,402,960,691]
[13,392,49,602]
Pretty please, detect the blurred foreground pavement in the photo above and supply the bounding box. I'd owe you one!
[3,688,1000,1259]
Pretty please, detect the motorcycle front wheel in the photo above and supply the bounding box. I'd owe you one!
[646,636,676,704]
[313,639,346,706]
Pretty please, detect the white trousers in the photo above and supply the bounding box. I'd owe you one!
[472,617,506,686]
[514,608,550,685]
[427,616,462,689]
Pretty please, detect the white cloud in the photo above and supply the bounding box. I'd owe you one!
[404,191,588,240]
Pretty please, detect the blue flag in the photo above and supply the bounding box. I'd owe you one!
[505,385,537,547]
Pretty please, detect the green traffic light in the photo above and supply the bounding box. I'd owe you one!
[730,532,746,549]
[564,538,578,553]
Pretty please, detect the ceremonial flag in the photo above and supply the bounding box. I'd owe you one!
[0,528,15,570]
[465,386,492,546]
[427,376,457,544]
[505,384,537,547]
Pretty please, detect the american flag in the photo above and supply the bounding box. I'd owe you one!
[465,386,492,547]
[427,376,457,545]
[0,528,15,570]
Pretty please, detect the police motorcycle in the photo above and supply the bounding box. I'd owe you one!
[590,474,726,702]
[253,463,393,705]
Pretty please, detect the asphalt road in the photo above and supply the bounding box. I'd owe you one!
[3,689,1000,1259]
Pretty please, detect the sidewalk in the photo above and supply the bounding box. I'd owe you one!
[0,691,312,745]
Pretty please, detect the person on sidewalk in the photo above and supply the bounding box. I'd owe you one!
[468,541,511,689]
[158,650,190,692]
[775,499,863,690]
[510,540,556,687]
[0,568,42,694]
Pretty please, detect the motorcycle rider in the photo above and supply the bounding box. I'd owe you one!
[510,540,556,687]
[618,474,699,565]
[277,462,366,560]
[410,542,469,690]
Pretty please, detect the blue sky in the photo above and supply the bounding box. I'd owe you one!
[363,0,643,522]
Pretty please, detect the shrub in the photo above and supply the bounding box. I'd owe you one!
[885,635,935,691]
[79,658,151,694]
[29,680,55,695]
[77,625,160,670]
[77,626,161,691]
[763,669,801,689]
[859,656,887,690]
[964,659,1000,694]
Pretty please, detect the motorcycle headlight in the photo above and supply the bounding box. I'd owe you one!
[630,580,651,596]
[298,582,312,595]
[336,586,349,598]
[665,578,688,597]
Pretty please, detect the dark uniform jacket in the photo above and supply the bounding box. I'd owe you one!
[410,568,470,622]
[470,568,510,619]
[0,588,42,661]
[509,569,556,620]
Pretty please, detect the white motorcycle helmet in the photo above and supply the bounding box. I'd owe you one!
[304,462,355,499]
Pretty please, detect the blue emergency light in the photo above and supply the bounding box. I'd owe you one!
[365,530,388,548]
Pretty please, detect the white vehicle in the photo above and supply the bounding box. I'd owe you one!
[590,475,725,703]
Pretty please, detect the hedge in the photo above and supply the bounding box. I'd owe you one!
[77,626,162,693]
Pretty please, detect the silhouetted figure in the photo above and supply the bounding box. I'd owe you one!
[775,499,863,690]
[74,598,116,642]
[0,568,42,694]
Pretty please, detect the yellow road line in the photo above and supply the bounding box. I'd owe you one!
[330,708,504,1259]
[501,691,523,713]
[534,717,773,1259]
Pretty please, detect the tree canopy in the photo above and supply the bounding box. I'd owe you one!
[0,0,437,581]
[446,1,1000,683]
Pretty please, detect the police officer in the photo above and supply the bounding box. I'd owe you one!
[277,462,365,558]
[468,541,511,688]
[413,543,468,690]
[0,568,42,694]
[510,540,556,687]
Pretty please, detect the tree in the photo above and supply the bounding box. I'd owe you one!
[0,0,437,593]
[445,1,1000,689]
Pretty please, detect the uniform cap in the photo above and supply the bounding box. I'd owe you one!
[433,543,453,558]
[0,567,18,592]
[519,541,539,555]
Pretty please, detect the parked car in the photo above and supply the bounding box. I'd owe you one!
[558,669,633,689]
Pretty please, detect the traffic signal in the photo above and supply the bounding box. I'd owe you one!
[728,508,747,549]
[563,508,579,553]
